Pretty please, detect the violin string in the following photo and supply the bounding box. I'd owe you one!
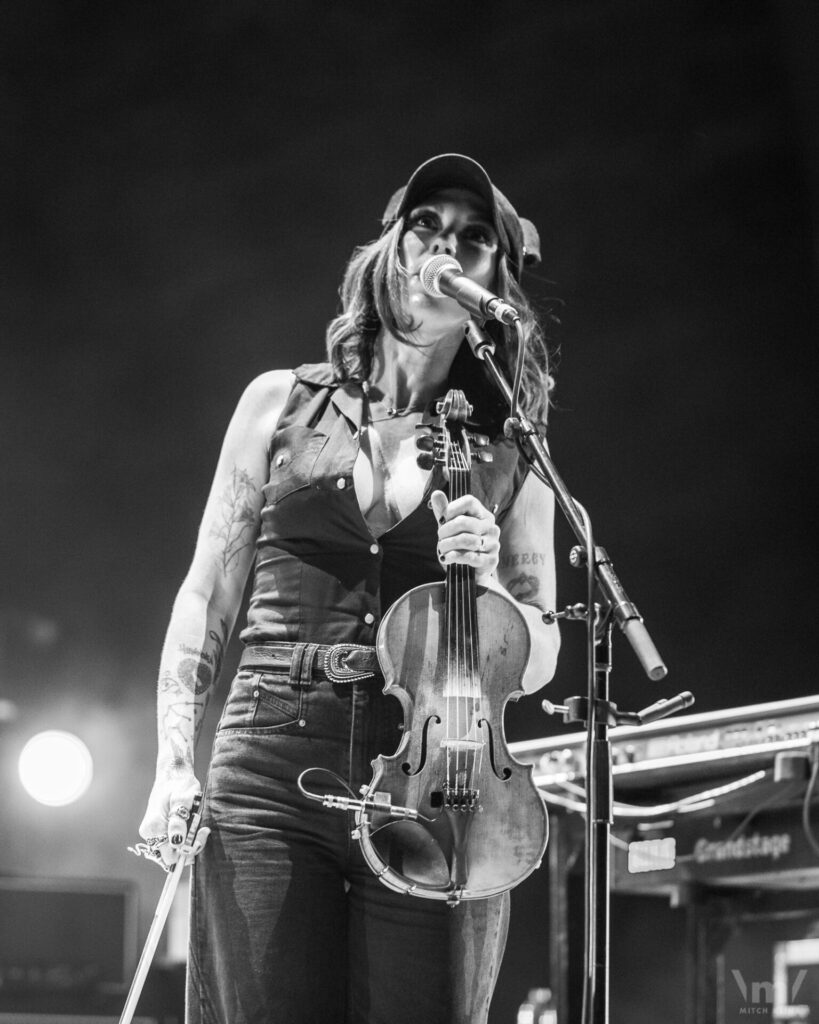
[446,550,452,800]
[465,451,481,792]
[464,436,482,788]
[443,423,453,800]
[466,446,481,796]
[459,446,468,802]
[454,395,473,806]
[454,440,471,802]
[443,407,487,808]
[450,445,456,801]
[452,461,460,802]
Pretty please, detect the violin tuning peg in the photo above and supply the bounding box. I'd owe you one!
[415,434,435,452]
[416,453,435,471]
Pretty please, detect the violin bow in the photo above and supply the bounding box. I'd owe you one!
[119,796,203,1024]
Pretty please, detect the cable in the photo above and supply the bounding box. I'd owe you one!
[544,769,769,819]
[720,774,802,846]
[669,772,804,865]
[573,498,596,1024]
[802,756,819,860]
[542,753,819,876]
[509,319,526,423]
[297,767,358,804]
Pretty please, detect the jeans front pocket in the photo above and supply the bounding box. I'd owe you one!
[218,669,307,734]
[251,672,306,731]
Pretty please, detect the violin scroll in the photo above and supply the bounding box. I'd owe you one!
[415,424,493,472]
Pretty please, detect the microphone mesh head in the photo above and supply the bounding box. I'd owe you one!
[419,254,461,297]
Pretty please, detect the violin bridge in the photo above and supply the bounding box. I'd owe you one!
[440,739,482,752]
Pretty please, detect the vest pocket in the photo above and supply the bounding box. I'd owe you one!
[265,427,329,504]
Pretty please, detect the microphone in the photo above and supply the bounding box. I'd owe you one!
[419,255,520,325]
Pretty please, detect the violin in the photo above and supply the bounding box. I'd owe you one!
[355,389,549,905]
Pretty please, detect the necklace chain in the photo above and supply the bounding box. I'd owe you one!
[370,402,427,420]
[363,383,428,422]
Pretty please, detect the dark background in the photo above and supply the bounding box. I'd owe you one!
[1,2,817,1021]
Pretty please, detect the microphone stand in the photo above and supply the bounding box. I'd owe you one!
[465,321,688,1024]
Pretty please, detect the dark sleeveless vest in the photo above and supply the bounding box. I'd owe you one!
[240,362,529,647]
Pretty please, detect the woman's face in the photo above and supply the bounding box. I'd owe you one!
[399,187,500,332]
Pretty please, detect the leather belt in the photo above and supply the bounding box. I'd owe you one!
[239,641,381,684]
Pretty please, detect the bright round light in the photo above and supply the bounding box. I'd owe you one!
[18,730,94,806]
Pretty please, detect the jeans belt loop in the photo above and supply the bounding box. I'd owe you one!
[289,642,321,687]
[324,643,378,684]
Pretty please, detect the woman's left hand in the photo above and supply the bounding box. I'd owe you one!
[430,489,500,585]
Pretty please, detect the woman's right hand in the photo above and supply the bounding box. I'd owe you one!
[139,769,208,868]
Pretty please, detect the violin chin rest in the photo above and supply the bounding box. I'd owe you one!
[373,819,451,888]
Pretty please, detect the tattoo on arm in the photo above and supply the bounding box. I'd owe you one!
[157,677,200,775]
[194,691,211,743]
[499,551,550,609]
[164,731,195,775]
[209,617,229,680]
[505,572,542,607]
[175,617,228,695]
[158,617,229,771]
[498,551,549,570]
[209,467,259,574]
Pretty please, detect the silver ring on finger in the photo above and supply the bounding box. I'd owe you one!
[172,805,191,821]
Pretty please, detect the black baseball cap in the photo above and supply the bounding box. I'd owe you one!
[381,153,541,279]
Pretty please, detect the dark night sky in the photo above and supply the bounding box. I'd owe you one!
[1,1,818,1014]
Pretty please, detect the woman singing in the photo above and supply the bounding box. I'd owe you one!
[139,153,560,1023]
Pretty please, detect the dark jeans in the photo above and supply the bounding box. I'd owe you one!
[187,656,510,1024]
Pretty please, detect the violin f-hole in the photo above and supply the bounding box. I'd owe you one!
[402,714,440,777]
[480,719,512,781]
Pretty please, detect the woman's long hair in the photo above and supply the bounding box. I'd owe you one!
[325,219,555,432]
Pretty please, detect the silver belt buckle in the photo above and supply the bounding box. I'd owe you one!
[324,644,377,683]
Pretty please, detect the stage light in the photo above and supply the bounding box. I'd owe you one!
[18,730,94,806]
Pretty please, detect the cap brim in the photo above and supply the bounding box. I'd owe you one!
[400,154,495,217]
[382,153,536,276]
[382,154,496,226]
